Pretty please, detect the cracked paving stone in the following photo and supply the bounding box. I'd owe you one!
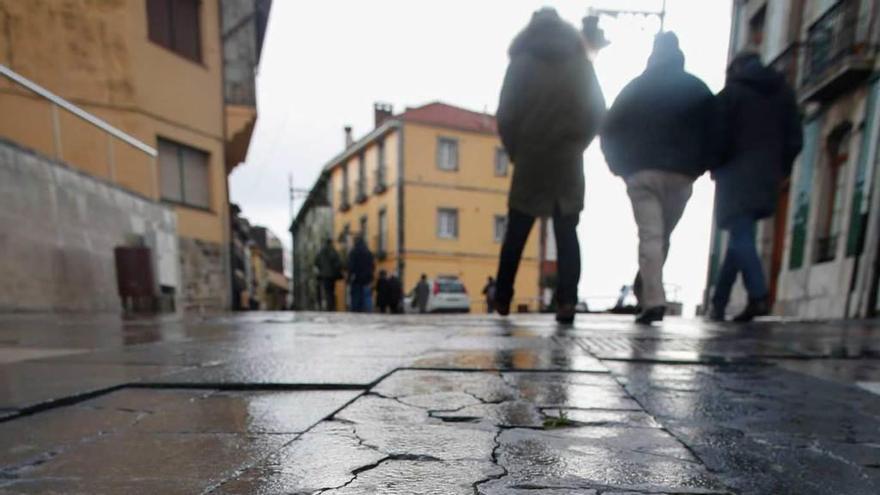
[540,409,662,429]
[324,459,504,494]
[412,346,606,372]
[0,479,201,495]
[373,370,518,405]
[212,421,386,494]
[432,400,544,427]
[353,422,497,461]
[133,390,359,434]
[333,395,431,425]
[479,427,727,494]
[503,372,642,411]
[5,431,294,493]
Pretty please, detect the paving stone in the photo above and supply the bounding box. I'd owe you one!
[373,370,518,404]
[132,390,359,434]
[432,400,545,427]
[480,427,727,494]
[503,372,642,411]
[214,421,386,494]
[333,394,431,425]
[0,362,184,410]
[9,431,294,490]
[325,459,504,494]
[353,422,496,461]
[540,409,662,428]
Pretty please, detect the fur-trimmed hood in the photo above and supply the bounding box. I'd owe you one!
[509,9,584,62]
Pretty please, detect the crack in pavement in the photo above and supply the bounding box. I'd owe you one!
[471,427,508,494]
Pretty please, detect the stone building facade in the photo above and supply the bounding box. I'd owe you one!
[705,0,880,318]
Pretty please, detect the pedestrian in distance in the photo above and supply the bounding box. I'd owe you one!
[600,31,716,325]
[314,238,343,311]
[388,272,404,314]
[494,9,607,325]
[710,52,803,322]
[412,274,430,314]
[375,270,391,313]
[347,236,375,313]
[482,276,497,314]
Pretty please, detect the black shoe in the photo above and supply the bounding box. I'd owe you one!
[733,297,769,323]
[708,306,726,322]
[555,304,575,325]
[635,306,665,325]
[496,297,511,316]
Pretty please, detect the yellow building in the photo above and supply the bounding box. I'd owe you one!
[0,0,269,311]
[323,102,540,312]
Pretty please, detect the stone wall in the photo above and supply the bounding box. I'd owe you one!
[179,237,227,312]
[0,139,178,312]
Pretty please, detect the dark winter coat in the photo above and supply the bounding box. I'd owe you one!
[375,276,391,307]
[713,55,803,229]
[347,239,375,286]
[314,244,342,280]
[600,43,716,178]
[497,10,606,217]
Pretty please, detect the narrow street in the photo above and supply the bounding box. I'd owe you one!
[1,313,879,494]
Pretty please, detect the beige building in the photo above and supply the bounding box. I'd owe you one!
[0,0,269,311]
[299,102,540,312]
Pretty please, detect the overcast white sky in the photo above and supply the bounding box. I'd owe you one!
[230,0,733,314]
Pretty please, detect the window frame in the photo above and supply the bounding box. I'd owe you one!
[437,208,459,240]
[146,0,203,64]
[158,137,211,211]
[378,208,388,256]
[494,147,509,177]
[493,215,507,243]
[436,137,459,172]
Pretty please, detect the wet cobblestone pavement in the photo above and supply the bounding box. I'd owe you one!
[1,313,880,494]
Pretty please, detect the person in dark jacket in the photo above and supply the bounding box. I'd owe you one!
[347,236,375,313]
[495,9,607,325]
[375,270,391,313]
[314,239,343,311]
[388,272,403,314]
[482,276,497,314]
[600,31,715,325]
[412,274,430,314]
[710,52,803,322]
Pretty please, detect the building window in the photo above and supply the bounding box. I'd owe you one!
[437,208,459,239]
[815,123,852,263]
[340,163,350,210]
[359,215,368,242]
[146,0,202,63]
[356,154,367,202]
[748,5,766,50]
[378,208,388,257]
[494,148,509,177]
[375,140,387,193]
[158,138,210,209]
[437,137,459,171]
[493,215,507,243]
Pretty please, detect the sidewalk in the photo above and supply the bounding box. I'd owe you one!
[1,312,880,494]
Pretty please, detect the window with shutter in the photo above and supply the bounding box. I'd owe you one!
[146,0,202,63]
[158,138,211,209]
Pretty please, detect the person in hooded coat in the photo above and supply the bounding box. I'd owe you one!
[600,31,716,325]
[710,52,803,322]
[495,8,606,324]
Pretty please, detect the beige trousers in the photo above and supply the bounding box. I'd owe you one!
[625,170,694,308]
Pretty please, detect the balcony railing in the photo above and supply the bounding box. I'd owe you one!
[0,64,158,194]
[815,235,839,263]
[801,0,876,101]
[770,42,801,88]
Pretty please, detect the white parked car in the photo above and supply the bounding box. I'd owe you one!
[404,277,471,314]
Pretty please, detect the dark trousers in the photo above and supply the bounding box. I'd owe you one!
[711,216,769,310]
[497,207,580,308]
[320,279,336,311]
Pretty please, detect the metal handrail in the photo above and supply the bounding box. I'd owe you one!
[0,64,156,157]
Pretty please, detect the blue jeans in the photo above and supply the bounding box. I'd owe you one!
[712,216,769,310]
[349,284,373,313]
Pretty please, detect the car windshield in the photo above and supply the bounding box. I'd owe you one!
[437,280,465,293]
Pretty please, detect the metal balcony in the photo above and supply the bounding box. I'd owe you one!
[800,0,876,102]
